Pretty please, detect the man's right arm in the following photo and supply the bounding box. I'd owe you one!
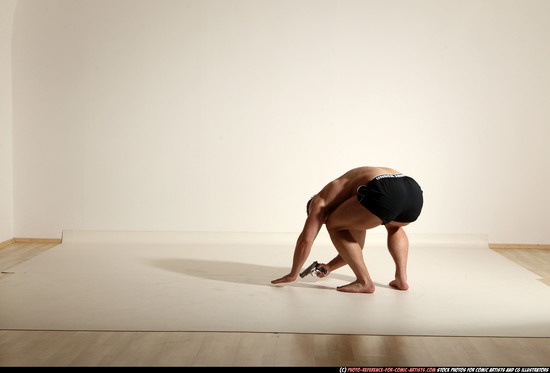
[271,196,328,284]
[271,175,352,284]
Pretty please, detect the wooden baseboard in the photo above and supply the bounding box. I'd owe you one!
[2,237,548,250]
[1,238,62,248]
[489,243,550,250]
[14,238,63,244]
[0,238,16,249]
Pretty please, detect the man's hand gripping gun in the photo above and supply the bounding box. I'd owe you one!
[299,261,328,278]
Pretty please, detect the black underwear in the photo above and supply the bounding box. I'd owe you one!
[357,173,423,225]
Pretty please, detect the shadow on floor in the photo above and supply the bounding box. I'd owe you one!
[149,257,392,290]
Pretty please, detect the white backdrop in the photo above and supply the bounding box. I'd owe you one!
[10,0,550,243]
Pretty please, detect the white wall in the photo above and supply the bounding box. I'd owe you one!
[11,0,550,243]
[0,0,18,242]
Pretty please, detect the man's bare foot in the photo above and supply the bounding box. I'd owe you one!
[389,279,409,290]
[337,280,375,294]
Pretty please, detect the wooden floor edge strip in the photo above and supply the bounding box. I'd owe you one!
[0,238,16,249]
[489,243,550,250]
[3,237,549,249]
[13,238,63,244]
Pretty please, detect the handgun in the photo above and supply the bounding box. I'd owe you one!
[299,261,328,278]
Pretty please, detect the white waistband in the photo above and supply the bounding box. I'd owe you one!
[371,173,406,181]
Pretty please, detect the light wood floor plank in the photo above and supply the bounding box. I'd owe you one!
[0,242,57,273]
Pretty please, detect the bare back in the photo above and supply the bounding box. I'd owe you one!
[315,167,400,214]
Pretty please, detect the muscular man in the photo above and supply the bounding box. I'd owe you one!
[271,167,423,293]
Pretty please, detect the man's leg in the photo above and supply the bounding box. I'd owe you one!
[385,223,410,290]
[325,197,382,293]
[322,229,366,273]
[328,229,375,293]
[351,230,366,249]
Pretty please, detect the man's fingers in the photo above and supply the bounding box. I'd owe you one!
[271,275,295,284]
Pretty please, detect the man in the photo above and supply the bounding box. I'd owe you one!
[271,166,423,293]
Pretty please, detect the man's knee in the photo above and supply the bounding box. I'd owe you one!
[325,215,344,233]
[325,221,338,233]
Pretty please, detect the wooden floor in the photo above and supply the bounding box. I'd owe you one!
[1,242,549,367]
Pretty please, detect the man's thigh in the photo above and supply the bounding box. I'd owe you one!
[325,196,382,232]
